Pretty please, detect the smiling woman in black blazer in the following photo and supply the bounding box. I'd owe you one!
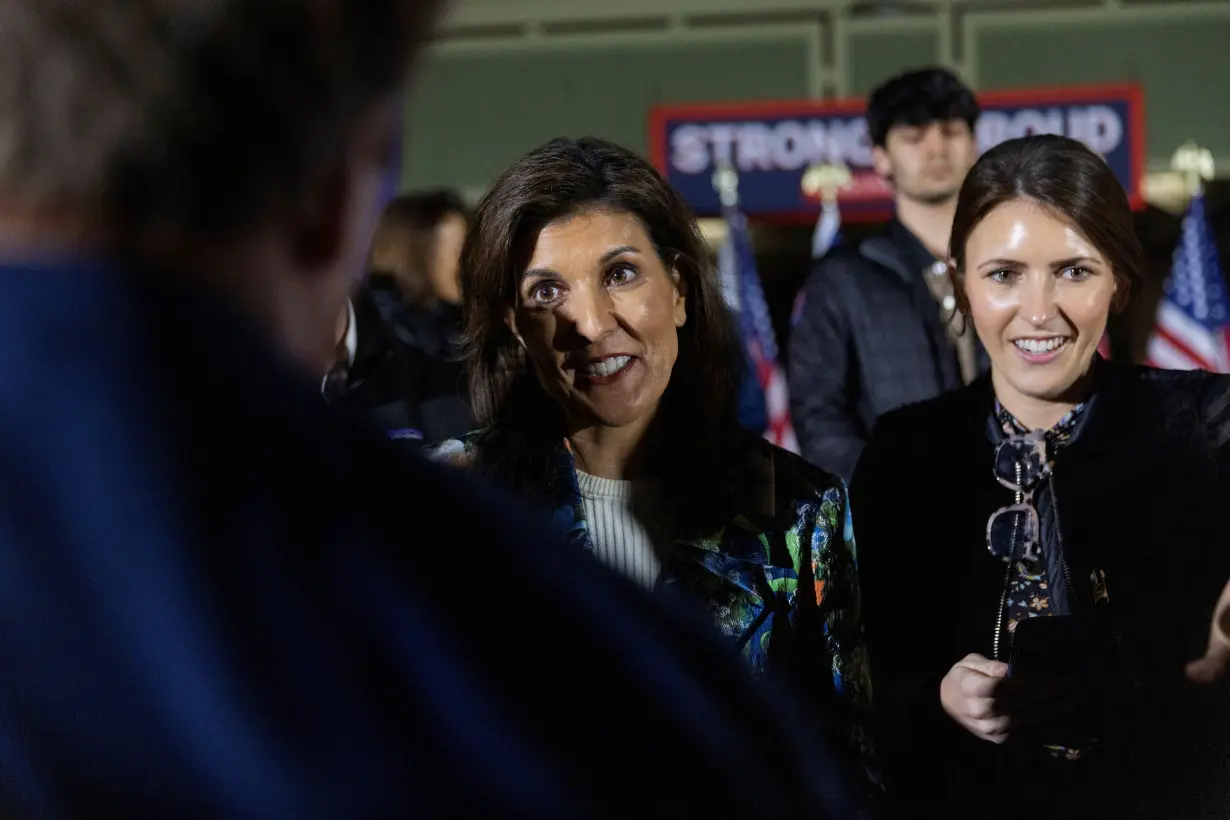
[851,135,1230,818]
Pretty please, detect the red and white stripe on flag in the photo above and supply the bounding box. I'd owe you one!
[763,362,799,453]
[748,337,799,453]
[1148,302,1230,371]
[724,204,801,454]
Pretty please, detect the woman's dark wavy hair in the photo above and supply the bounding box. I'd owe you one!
[368,189,467,308]
[458,136,745,533]
[948,134,1142,315]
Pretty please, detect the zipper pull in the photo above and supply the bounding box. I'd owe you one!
[1091,569,1110,605]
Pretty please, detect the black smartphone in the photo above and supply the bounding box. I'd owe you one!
[1009,615,1106,680]
[1008,615,1123,746]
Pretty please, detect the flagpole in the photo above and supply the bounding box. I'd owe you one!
[711,160,740,216]
[711,161,741,310]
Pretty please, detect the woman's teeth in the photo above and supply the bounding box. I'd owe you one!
[580,355,631,377]
[1014,337,1067,354]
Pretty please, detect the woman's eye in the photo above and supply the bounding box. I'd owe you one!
[1061,266,1091,281]
[607,264,637,286]
[989,269,1016,284]
[530,283,561,304]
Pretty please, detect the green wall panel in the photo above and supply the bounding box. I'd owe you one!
[403,39,811,194]
[976,17,1230,166]
[847,28,941,96]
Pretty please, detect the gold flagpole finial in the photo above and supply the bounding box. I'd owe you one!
[802,162,852,206]
[1171,141,1214,198]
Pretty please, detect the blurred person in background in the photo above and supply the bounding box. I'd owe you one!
[852,136,1230,818]
[790,68,986,483]
[0,3,862,817]
[433,136,876,794]
[366,188,468,361]
[321,284,473,447]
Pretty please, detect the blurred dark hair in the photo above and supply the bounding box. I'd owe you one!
[948,134,1141,315]
[866,67,979,147]
[458,137,744,532]
[0,1,441,237]
[369,189,468,307]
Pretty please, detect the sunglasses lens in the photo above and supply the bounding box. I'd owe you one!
[988,506,1040,562]
[994,437,1048,488]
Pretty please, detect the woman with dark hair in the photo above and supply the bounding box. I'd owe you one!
[434,136,873,781]
[852,134,1230,817]
[366,189,469,360]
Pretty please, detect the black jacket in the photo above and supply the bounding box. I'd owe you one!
[850,361,1230,818]
[364,275,462,363]
[330,287,472,447]
[789,219,987,482]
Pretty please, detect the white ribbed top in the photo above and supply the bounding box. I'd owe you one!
[575,470,671,590]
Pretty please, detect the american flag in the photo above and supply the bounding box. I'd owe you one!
[1146,192,1230,372]
[718,205,800,453]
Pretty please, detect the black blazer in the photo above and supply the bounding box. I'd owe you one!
[851,361,1230,818]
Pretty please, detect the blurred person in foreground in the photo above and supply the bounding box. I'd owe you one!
[366,189,468,361]
[852,135,1230,818]
[0,4,859,818]
[432,136,876,792]
[790,68,986,483]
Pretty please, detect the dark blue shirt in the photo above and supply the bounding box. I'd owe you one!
[0,256,854,819]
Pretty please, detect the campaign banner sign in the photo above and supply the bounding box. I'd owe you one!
[648,83,1144,221]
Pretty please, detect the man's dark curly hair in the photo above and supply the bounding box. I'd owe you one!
[866,67,979,147]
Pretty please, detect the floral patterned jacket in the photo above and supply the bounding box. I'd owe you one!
[432,431,875,780]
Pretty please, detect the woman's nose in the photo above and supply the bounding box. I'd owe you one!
[1020,276,1058,325]
[567,286,618,342]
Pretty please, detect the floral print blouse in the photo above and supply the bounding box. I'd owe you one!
[433,430,877,793]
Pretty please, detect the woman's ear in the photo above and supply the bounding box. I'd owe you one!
[1109,275,1130,313]
[504,308,526,349]
[670,267,688,328]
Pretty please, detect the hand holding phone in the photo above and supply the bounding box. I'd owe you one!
[939,653,1078,745]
